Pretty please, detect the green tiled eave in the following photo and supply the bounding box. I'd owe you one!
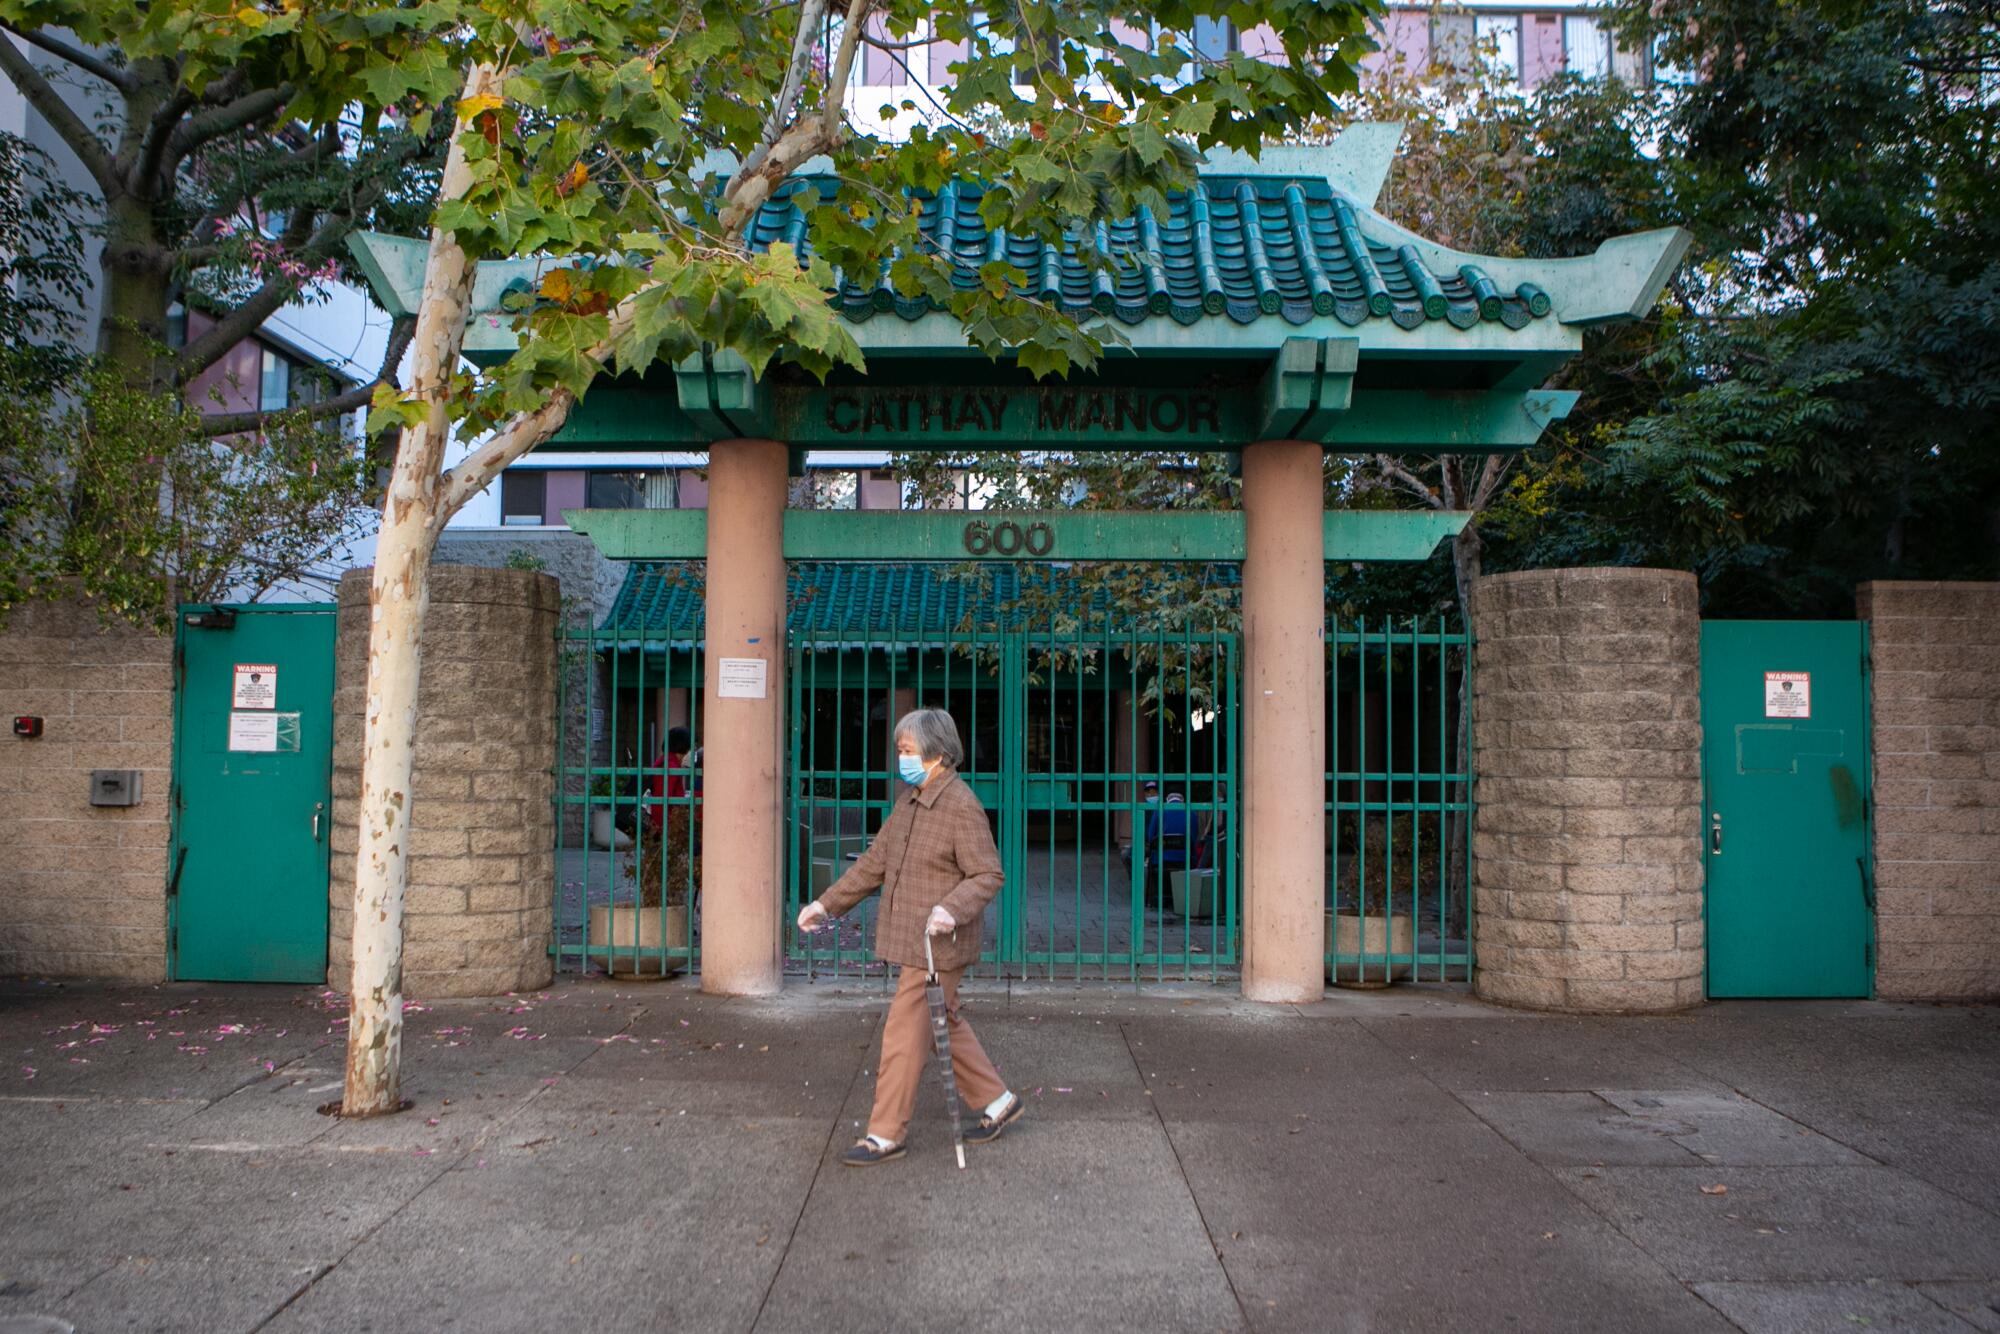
[599,561,1250,641]
[346,132,1690,363]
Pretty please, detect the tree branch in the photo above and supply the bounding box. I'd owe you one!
[197,315,417,437]
[1,22,131,92]
[171,210,351,379]
[0,34,120,195]
[1371,453,1441,508]
[433,391,581,526]
[1467,452,1513,512]
[133,78,200,196]
[165,85,293,169]
[717,0,871,238]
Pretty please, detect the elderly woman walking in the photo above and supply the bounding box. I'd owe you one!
[796,707,1025,1166]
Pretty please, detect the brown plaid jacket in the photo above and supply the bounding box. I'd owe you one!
[815,766,1002,972]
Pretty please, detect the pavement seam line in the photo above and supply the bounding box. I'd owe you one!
[1620,1028,2000,1227]
[1345,1016,1758,1332]
[747,1013,873,1334]
[243,998,651,1332]
[1117,1018,1255,1333]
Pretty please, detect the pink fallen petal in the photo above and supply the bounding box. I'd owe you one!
[20,1066,35,1079]
[413,1147,434,1156]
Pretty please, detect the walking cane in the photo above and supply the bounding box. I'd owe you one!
[924,931,968,1170]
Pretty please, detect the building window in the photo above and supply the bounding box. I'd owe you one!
[258,348,291,412]
[1475,15,1521,81]
[501,470,546,526]
[1563,16,1611,79]
[585,469,675,509]
[1191,16,1236,61]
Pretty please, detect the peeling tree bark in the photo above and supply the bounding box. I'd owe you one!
[341,62,499,1118]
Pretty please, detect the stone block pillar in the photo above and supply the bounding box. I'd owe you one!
[330,565,559,998]
[0,596,173,981]
[1857,581,2000,1000]
[1470,567,1705,1013]
[1240,439,1327,1003]
[698,438,789,996]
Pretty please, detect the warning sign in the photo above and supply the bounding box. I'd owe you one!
[1764,671,1810,719]
[232,663,277,709]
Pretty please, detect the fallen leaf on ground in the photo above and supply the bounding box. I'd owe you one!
[1700,1184,1728,1196]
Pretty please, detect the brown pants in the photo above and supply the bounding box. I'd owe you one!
[866,963,1007,1145]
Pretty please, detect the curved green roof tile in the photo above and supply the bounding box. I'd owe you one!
[739,174,1557,332]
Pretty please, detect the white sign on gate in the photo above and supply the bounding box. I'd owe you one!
[232,662,277,709]
[1764,671,1811,719]
[717,657,768,700]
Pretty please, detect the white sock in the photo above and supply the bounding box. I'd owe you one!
[983,1090,1015,1120]
[866,1133,897,1150]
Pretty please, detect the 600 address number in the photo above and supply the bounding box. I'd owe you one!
[962,520,1054,558]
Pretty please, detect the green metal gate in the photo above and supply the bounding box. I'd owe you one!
[1324,615,1475,985]
[553,562,1473,986]
[786,564,1239,982]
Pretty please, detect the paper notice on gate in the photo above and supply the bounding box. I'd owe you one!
[1764,671,1810,719]
[232,662,277,709]
[228,711,279,751]
[717,657,768,700]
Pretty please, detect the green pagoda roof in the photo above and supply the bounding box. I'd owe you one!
[743,174,1549,332]
[348,133,1690,365]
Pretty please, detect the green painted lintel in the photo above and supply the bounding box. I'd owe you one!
[1321,389,1578,451]
[1324,510,1468,562]
[566,507,1468,563]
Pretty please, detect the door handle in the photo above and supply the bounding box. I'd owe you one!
[1709,811,1722,855]
[312,801,324,842]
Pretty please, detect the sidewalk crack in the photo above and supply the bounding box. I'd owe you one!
[1119,1020,1253,1333]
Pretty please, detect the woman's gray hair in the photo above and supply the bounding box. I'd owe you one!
[893,708,964,768]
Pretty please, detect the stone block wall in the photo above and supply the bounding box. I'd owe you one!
[0,599,173,980]
[329,566,560,998]
[1857,581,2000,1000]
[1470,567,1706,1013]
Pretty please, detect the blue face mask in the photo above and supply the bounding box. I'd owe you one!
[898,755,930,786]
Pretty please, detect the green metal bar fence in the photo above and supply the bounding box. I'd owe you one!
[552,567,1473,987]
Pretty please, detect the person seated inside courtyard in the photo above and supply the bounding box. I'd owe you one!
[1143,789,1191,908]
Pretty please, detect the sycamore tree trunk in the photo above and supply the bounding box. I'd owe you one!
[341,64,498,1117]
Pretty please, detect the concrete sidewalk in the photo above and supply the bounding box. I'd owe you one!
[1,977,1996,1334]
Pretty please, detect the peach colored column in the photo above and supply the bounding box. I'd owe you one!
[1241,439,1327,1003]
[699,439,788,996]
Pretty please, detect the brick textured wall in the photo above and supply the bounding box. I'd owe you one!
[0,599,172,980]
[1470,567,1706,1013]
[329,566,559,998]
[1857,581,2000,1000]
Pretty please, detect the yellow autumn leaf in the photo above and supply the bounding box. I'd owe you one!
[458,93,504,120]
[235,7,267,27]
[539,270,573,303]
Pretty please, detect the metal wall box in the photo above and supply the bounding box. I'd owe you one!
[88,770,142,807]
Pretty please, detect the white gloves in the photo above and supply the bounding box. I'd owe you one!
[925,905,956,936]
[797,901,829,933]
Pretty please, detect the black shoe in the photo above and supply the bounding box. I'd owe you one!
[841,1138,905,1167]
[965,1094,1025,1145]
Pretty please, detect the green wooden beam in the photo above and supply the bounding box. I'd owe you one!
[1255,336,1358,442]
[1321,389,1578,449]
[565,507,1470,562]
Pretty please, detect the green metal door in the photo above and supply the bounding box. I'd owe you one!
[1700,621,1872,998]
[171,606,337,982]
